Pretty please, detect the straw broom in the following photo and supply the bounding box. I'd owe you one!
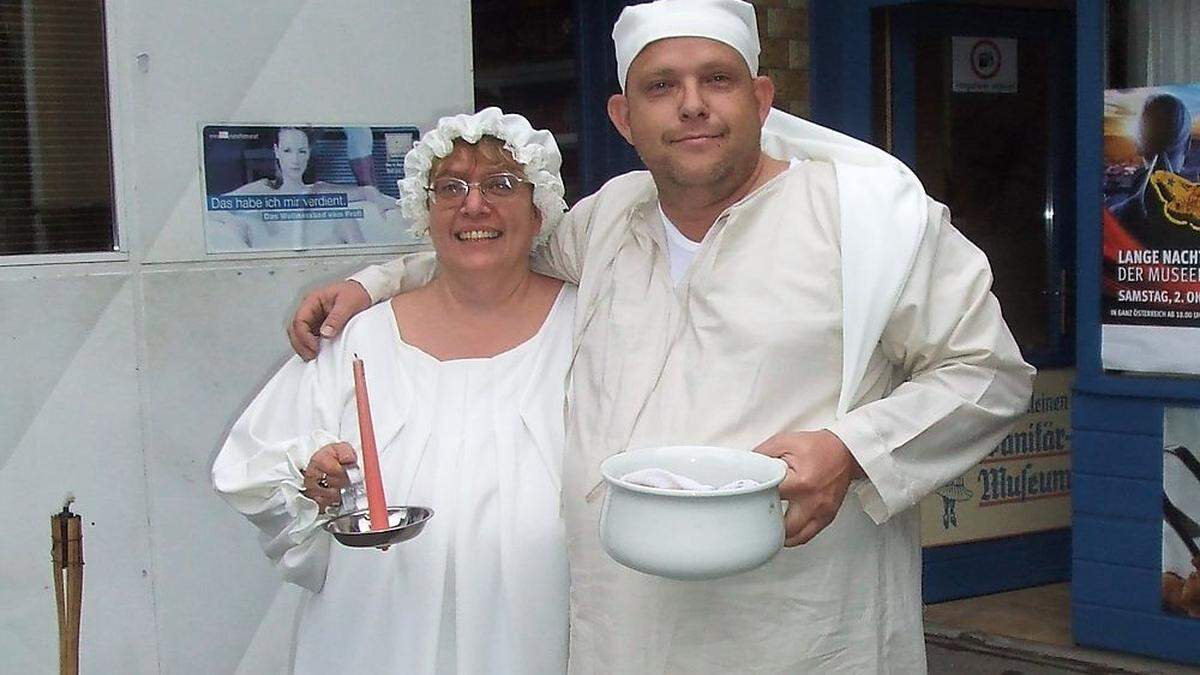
[51,495,82,675]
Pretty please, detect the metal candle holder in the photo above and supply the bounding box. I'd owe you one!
[324,505,433,550]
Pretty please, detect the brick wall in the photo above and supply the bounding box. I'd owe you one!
[749,0,810,117]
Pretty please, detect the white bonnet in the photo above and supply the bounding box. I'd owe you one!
[397,107,567,245]
[612,0,760,90]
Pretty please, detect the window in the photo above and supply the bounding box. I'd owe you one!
[472,0,580,203]
[1107,0,1200,89]
[873,5,1076,367]
[0,0,115,256]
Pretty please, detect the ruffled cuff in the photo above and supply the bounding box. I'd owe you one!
[217,430,343,591]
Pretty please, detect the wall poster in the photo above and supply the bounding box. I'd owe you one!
[201,124,421,253]
[920,369,1072,547]
[1163,407,1200,618]
[1102,85,1200,374]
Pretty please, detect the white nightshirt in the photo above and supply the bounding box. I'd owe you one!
[213,285,575,674]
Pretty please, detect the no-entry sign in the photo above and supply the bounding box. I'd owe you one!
[952,36,1018,93]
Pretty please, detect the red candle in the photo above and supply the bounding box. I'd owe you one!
[352,356,389,531]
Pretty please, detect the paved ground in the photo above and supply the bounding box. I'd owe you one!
[924,583,1073,647]
[927,624,1200,674]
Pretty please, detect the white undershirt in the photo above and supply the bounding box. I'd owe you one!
[658,204,704,285]
[659,159,803,285]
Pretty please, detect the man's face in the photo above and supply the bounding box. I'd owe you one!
[608,37,773,193]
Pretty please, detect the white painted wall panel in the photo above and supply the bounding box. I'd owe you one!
[0,0,471,671]
[126,1,473,264]
[141,260,379,675]
[0,274,158,674]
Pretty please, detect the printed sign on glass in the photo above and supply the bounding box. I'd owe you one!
[921,369,1072,547]
[951,37,1018,94]
[1102,85,1200,374]
[201,124,421,253]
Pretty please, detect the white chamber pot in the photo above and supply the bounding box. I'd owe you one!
[599,445,788,581]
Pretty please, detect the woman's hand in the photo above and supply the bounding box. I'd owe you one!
[302,442,359,513]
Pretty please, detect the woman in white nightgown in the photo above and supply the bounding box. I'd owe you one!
[212,108,573,674]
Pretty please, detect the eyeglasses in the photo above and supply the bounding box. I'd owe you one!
[424,173,532,206]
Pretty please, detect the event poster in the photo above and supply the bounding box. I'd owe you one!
[201,124,421,253]
[1102,85,1200,374]
[920,369,1072,547]
[1163,407,1200,619]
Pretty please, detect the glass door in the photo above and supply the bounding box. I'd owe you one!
[874,3,1076,603]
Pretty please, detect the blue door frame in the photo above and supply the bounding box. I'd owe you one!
[813,0,1079,604]
[575,0,643,194]
[881,4,1076,368]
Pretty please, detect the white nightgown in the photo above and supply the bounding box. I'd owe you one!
[213,285,575,674]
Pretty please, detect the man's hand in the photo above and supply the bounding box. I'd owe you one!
[753,430,866,547]
[287,280,372,360]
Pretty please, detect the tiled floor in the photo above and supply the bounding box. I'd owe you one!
[923,582,1072,646]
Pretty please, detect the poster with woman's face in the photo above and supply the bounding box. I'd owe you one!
[200,124,422,253]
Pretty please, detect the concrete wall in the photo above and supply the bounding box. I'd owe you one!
[0,1,472,672]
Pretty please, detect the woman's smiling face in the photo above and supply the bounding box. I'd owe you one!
[426,137,541,276]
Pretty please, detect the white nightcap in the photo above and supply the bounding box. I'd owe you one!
[613,0,759,90]
[397,107,567,245]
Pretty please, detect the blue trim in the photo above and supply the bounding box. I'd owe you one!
[1077,372,1200,402]
[1073,473,1160,521]
[813,0,1077,604]
[1053,13,1081,370]
[1073,429,1161,480]
[923,530,1071,603]
[1072,391,1165,436]
[1073,514,1160,570]
[1070,0,1106,389]
[886,13,916,166]
[1068,0,1200,401]
[1071,387,1200,666]
[575,0,643,196]
[1073,559,1159,613]
[1073,604,1200,665]
[878,5,1075,368]
[1069,5,1200,659]
[811,0,913,136]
